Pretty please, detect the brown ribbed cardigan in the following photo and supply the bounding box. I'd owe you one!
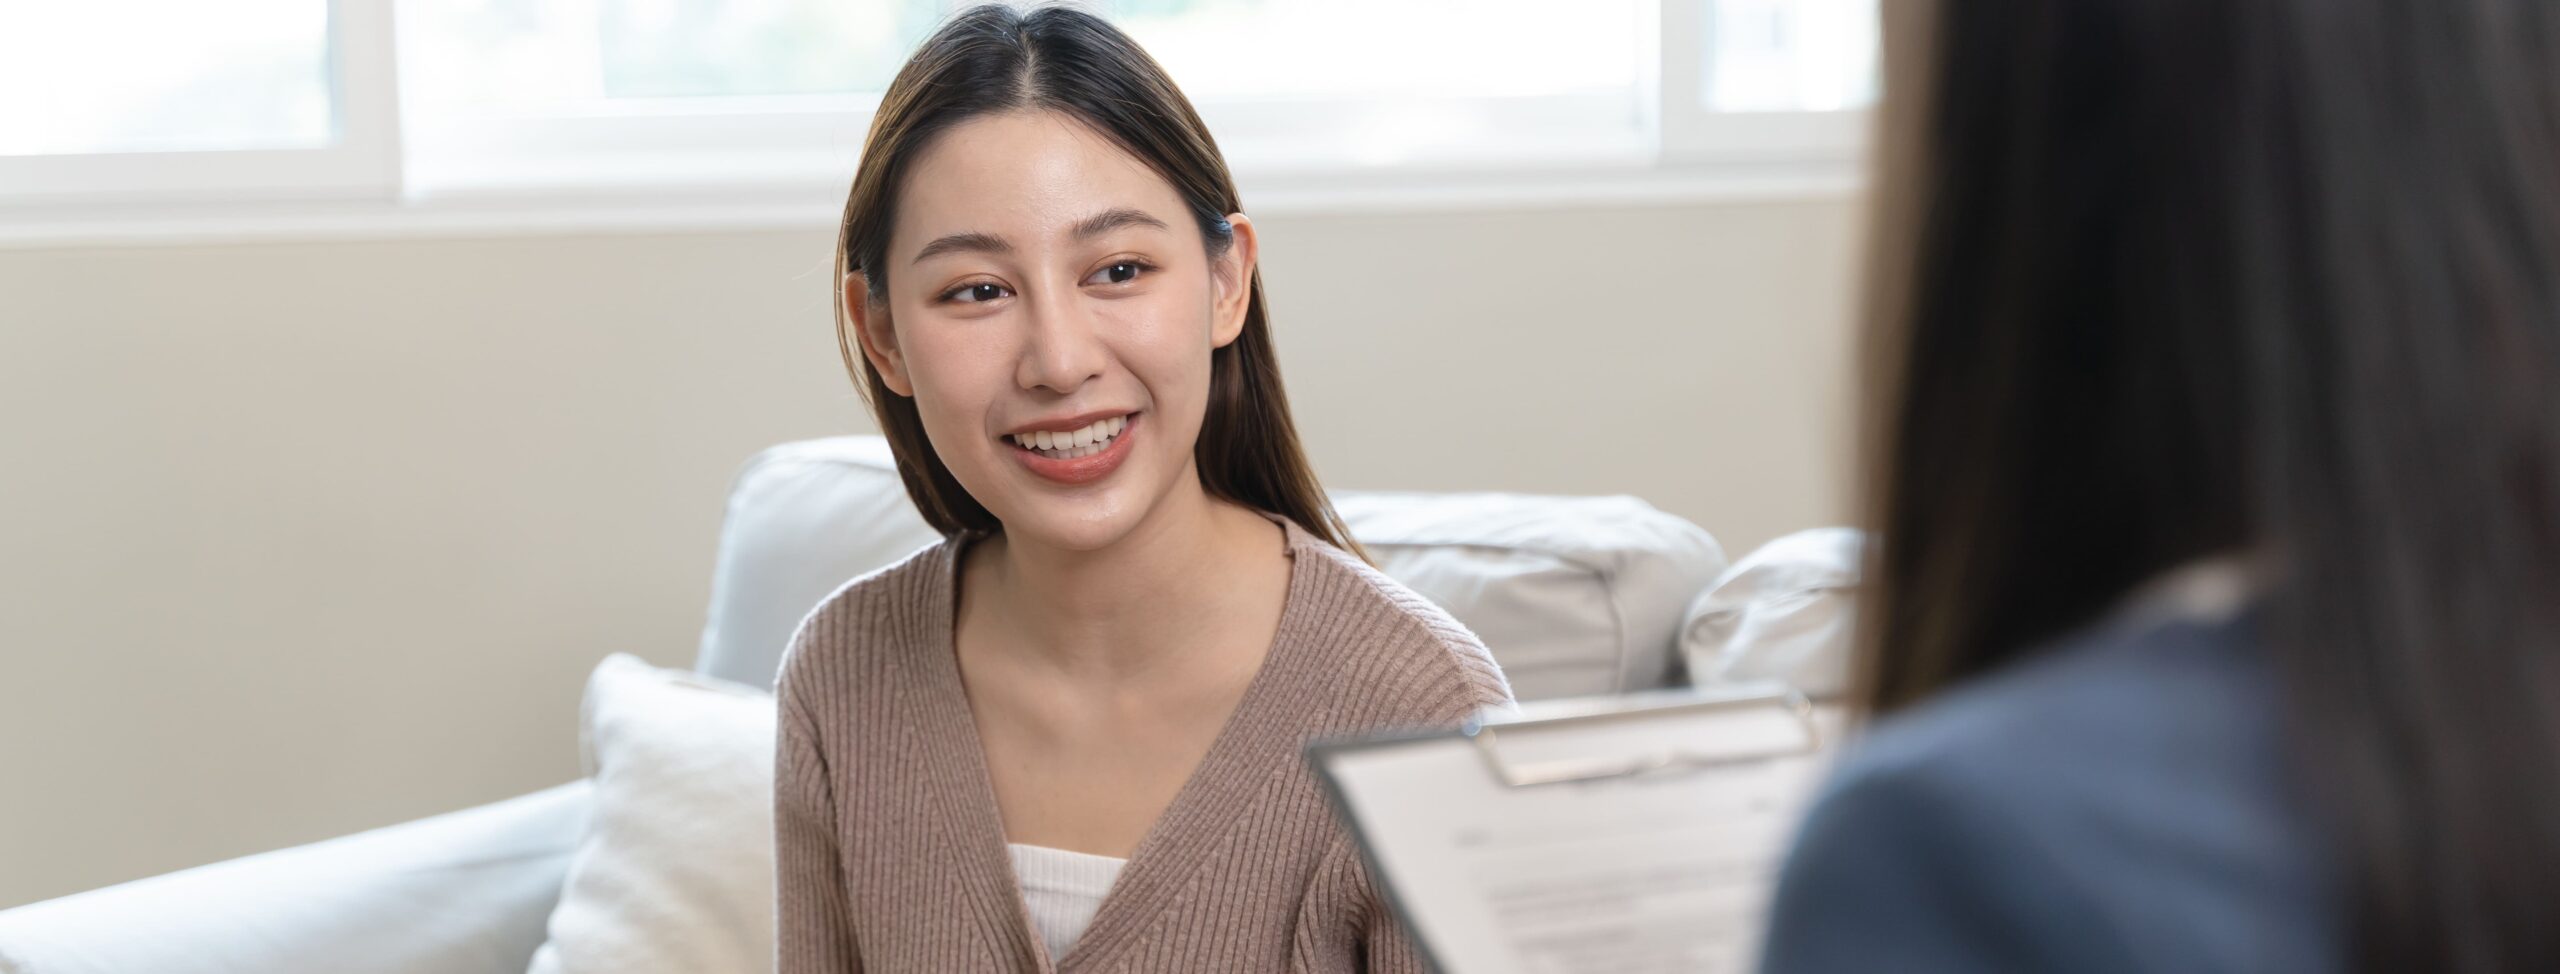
[773,518,1515,973]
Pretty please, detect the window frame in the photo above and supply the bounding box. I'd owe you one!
[0,0,1867,245]
[1658,0,1867,167]
[0,0,401,208]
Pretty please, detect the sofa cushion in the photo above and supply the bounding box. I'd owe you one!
[1681,528,1865,698]
[1332,492,1725,699]
[526,655,775,974]
[695,438,939,692]
[0,783,588,974]
[695,437,1724,700]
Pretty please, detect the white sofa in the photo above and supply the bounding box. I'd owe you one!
[0,436,1731,974]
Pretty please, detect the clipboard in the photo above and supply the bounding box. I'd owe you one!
[1308,684,1839,974]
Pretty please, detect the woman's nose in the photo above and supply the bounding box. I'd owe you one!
[1015,291,1108,394]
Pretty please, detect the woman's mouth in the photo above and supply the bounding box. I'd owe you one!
[1004,412,1138,485]
[1005,414,1128,459]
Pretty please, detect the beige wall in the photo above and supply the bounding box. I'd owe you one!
[0,194,1860,908]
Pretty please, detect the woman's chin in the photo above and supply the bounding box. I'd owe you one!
[989,487,1151,554]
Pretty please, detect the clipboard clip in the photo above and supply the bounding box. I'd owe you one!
[1468,684,1821,788]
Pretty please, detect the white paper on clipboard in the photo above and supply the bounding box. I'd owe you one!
[1309,685,1839,974]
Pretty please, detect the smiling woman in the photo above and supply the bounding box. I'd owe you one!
[846,106,1289,547]
[832,14,1345,551]
[772,6,1516,973]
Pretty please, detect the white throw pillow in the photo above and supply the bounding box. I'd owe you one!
[1333,491,1727,699]
[527,654,776,974]
[1681,528,1867,698]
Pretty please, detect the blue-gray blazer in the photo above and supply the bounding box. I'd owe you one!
[1757,611,2339,973]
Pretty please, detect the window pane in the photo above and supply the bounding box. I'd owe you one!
[0,1,332,156]
[1107,0,1645,102]
[599,0,948,98]
[398,1,1658,179]
[402,0,1644,109]
[1704,0,1877,112]
[401,0,949,110]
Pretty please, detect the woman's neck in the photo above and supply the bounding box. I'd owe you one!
[964,471,1289,679]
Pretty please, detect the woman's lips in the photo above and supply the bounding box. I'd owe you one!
[1008,412,1138,486]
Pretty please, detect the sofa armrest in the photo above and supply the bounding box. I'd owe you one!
[0,781,590,974]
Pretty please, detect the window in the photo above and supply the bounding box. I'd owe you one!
[3,2,332,156]
[1660,0,1876,168]
[0,0,397,206]
[1111,0,1656,172]
[1703,0,1878,112]
[2,0,1874,232]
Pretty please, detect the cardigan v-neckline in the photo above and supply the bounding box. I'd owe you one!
[902,517,1323,973]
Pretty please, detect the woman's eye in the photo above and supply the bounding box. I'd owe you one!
[1090,262,1148,286]
[944,282,1010,304]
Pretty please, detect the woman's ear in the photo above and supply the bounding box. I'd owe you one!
[1209,213,1259,349]
[845,270,915,397]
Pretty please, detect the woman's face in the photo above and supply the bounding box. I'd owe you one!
[849,110,1257,553]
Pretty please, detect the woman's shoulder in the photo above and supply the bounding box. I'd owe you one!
[1761,611,2334,972]
[772,533,965,710]
[1282,525,1517,725]
[1831,609,2280,809]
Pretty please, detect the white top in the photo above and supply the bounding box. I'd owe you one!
[1006,843,1128,961]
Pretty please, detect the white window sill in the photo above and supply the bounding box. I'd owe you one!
[0,159,1862,251]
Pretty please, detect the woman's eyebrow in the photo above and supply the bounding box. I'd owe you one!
[909,210,1167,265]
[911,231,1011,265]
[1072,207,1170,240]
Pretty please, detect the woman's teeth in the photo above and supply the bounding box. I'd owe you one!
[1009,415,1129,459]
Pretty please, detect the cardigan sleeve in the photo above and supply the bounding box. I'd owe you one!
[1360,891,1431,974]
[774,690,862,974]
[1344,624,1508,973]
[1289,830,1432,974]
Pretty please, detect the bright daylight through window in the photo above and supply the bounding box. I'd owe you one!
[0,0,1876,230]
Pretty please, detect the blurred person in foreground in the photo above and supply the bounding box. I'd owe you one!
[1758,1,2560,971]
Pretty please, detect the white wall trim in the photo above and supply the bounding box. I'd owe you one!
[0,162,1862,251]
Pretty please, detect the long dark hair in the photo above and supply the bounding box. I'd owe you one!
[832,3,1363,558]
[1859,1,2560,969]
